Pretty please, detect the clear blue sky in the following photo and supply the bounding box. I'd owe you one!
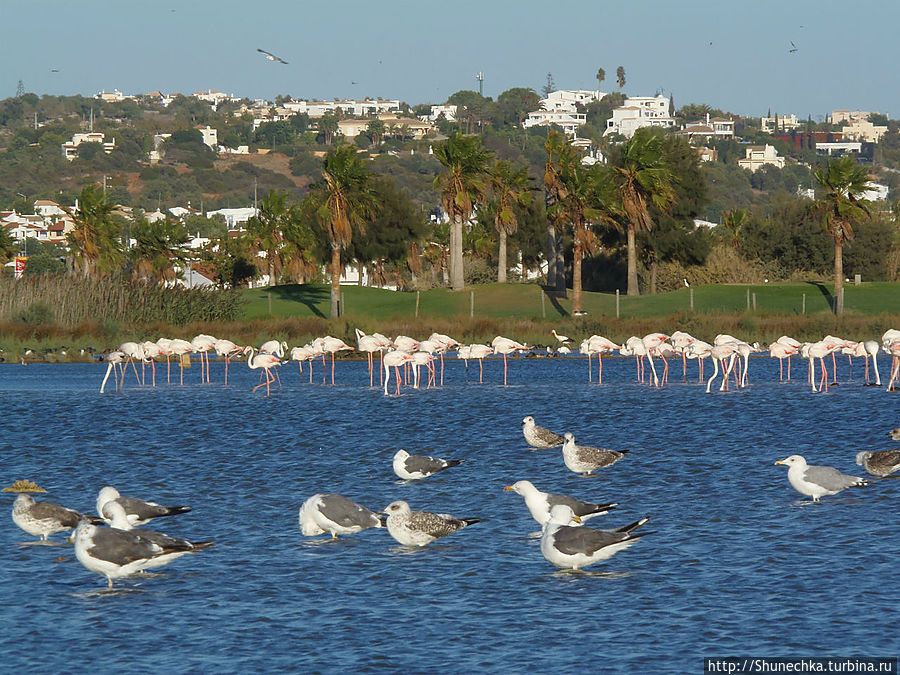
[6,0,898,120]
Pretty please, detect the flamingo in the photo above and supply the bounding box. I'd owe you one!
[140,340,164,387]
[684,340,712,382]
[582,335,620,385]
[706,343,738,393]
[259,340,288,357]
[428,332,459,386]
[769,341,798,381]
[459,343,492,383]
[411,350,435,389]
[641,333,670,387]
[246,347,281,396]
[356,329,384,387]
[215,339,248,386]
[861,339,881,386]
[155,338,175,383]
[491,336,528,385]
[100,351,126,393]
[885,339,900,392]
[393,335,419,353]
[290,345,315,382]
[670,331,696,380]
[651,341,678,387]
[191,334,217,384]
[620,336,647,382]
[168,339,195,386]
[383,350,414,395]
[805,339,842,393]
[319,336,353,385]
[118,341,145,386]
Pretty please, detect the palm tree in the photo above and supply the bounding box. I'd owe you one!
[130,217,190,283]
[316,144,378,317]
[245,189,294,286]
[547,147,619,314]
[721,208,749,249]
[490,160,533,283]
[433,133,492,290]
[813,155,870,314]
[596,68,605,94]
[543,129,576,293]
[610,127,676,296]
[67,185,122,278]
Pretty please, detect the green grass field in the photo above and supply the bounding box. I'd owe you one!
[241,281,900,321]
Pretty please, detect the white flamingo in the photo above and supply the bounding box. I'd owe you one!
[320,336,353,385]
[383,350,414,395]
[641,333,669,387]
[168,339,195,386]
[191,334,217,384]
[706,343,738,393]
[118,341,146,386]
[214,339,248,386]
[427,332,459,385]
[100,351,126,393]
[290,345,315,383]
[769,341,798,381]
[491,336,528,385]
[246,347,281,396]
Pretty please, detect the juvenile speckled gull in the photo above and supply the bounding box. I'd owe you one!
[12,494,98,542]
[73,519,211,588]
[540,504,651,570]
[522,416,565,449]
[382,500,482,547]
[561,432,629,475]
[298,494,384,538]
[774,455,869,501]
[855,450,900,477]
[503,480,617,526]
[96,486,191,527]
[392,449,464,480]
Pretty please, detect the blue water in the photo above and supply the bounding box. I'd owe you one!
[1,355,897,673]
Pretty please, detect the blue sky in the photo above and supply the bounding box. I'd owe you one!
[5,0,898,120]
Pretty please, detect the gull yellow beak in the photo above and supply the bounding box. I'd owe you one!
[503,485,514,491]
[775,459,786,466]
[572,515,582,524]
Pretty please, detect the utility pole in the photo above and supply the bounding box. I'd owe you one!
[475,72,484,96]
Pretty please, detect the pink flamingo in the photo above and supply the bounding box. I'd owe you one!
[191,334,217,383]
[685,340,712,382]
[319,336,353,385]
[491,336,528,385]
[356,329,392,387]
[584,335,621,384]
[620,336,647,382]
[246,347,281,396]
[140,340,164,387]
[155,338,174,383]
[100,351,126,393]
[290,345,315,383]
[168,339,194,386]
[670,331,696,379]
[118,342,145,386]
[641,333,670,387]
[383,350,414,395]
[215,339,248,386]
[706,343,737,393]
[428,332,459,386]
[769,341,798,381]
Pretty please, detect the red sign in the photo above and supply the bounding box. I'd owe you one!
[14,256,26,279]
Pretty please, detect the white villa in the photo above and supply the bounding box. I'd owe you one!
[761,114,800,133]
[426,104,457,122]
[737,144,785,172]
[604,95,676,137]
[522,89,603,137]
[841,119,887,143]
[677,115,735,141]
[206,207,258,228]
[861,182,889,202]
[523,110,586,137]
[61,132,116,161]
[337,114,435,140]
[830,110,876,125]
[281,99,400,118]
[198,126,218,149]
[541,89,604,112]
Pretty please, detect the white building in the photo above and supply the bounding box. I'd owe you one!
[861,182,889,202]
[198,126,218,149]
[33,200,67,220]
[604,95,676,137]
[282,99,400,118]
[427,104,457,122]
[523,110,586,137]
[830,110,876,125]
[61,132,116,161]
[737,144,785,172]
[542,89,604,113]
[206,207,258,228]
[194,90,233,107]
[761,114,800,133]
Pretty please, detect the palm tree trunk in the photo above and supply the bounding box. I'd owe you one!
[546,222,557,289]
[330,246,341,318]
[498,231,508,283]
[572,240,583,313]
[450,213,465,290]
[834,237,844,315]
[627,223,640,296]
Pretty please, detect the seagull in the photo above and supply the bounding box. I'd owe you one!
[683,278,690,287]
[855,450,900,477]
[561,432,629,476]
[789,41,798,53]
[774,455,868,501]
[298,494,384,538]
[522,415,565,449]
[392,449,464,481]
[540,505,651,571]
[382,500,482,547]
[257,48,288,64]
[11,494,99,542]
[889,428,900,441]
[96,486,191,527]
[504,480,617,527]
[104,501,214,570]
[73,520,211,588]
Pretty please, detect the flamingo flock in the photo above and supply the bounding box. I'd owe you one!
[99,327,900,396]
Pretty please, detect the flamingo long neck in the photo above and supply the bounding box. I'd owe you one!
[247,347,259,370]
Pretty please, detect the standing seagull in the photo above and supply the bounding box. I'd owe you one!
[855,450,900,477]
[96,486,191,527]
[257,48,288,64]
[104,502,213,570]
[540,504,651,570]
[774,455,868,501]
[504,480,617,527]
[392,449,464,481]
[382,500,482,547]
[522,415,565,449]
[12,494,98,542]
[299,494,384,538]
[561,432,629,476]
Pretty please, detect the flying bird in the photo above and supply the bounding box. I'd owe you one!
[789,41,798,53]
[257,48,288,64]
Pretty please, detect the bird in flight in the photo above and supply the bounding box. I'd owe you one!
[257,48,288,64]
[789,41,798,53]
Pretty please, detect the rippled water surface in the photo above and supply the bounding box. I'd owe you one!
[1,355,897,673]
